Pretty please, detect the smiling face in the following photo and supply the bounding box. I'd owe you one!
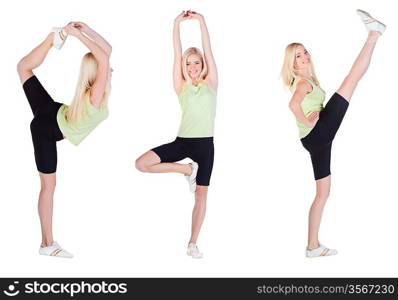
[186,54,203,80]
[294,45,312,70]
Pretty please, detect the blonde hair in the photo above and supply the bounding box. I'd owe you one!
[182,47,208,84]
[65,52,111,123]
[280,43,319,91]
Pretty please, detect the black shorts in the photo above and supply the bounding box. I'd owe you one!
[23,76,64,174]
[301,93,349,180]
[152,137,214,186]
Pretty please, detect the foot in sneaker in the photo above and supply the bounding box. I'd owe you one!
[51,27,68,49]
[39,241,73,258]
[357,9,386,34]
[306,244,337,258]
[185,162,198,193]
[187,243,203,259]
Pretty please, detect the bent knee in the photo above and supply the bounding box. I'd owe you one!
[17,59,33,84]
[135,158,149,172]
[17,59,26,74]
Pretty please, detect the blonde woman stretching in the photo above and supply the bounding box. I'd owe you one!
[17,22,112,258]
[136,11,218,259]
[281,10,385,257]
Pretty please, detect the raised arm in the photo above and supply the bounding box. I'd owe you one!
[70,22,112,56]
[65,23,110,108]
[173,12,189,95]
[189,11,218,91]
[289,80,318,127]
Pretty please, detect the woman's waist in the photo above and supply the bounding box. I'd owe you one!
[176,136,213,142]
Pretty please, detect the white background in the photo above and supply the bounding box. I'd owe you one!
[0,0,397,277]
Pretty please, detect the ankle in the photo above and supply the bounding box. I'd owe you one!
[307,242,320,250]
[185,164,193,176]
[41,239,54,247]
[47,32,55,45]
[367,31,380,41]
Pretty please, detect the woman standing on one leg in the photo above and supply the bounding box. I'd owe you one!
[281,10,385,257]
[136,10,218,259]
[17,22,112,258]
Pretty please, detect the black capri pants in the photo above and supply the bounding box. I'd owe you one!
[23,76,64,174]
[301,93,349,180]
[152,137,214,186]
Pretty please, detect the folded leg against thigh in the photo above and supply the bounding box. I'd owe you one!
[135,140,191,175]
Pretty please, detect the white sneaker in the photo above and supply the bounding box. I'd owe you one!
[51,27,68,49]
[306,244,338,258]
[187,243,203,259]
[39,241,73,258]
[357,9,386,34]
[185,162,198,193]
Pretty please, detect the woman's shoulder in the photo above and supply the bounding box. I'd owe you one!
[294,76,313,86]
[293,77,313,92]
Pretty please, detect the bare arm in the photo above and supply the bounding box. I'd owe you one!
[289,80,318,127]
[173,12,187,95]
[71,22,112,56]
[190,12,218,91]
[66,24,109,108]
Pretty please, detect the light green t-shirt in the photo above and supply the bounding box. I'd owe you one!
[292,78,325,138]
[56,95,109,146]
[177,81,217,138]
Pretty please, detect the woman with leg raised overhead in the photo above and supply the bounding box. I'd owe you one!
[281,10,385,258]
[17,22,112,258]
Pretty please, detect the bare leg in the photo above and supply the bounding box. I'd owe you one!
[135,150,191,175]
[189,185,208,244]
[38,172,56,247]
[17,33,54,84]
[337,31,381,101]
[308,175,331,249]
